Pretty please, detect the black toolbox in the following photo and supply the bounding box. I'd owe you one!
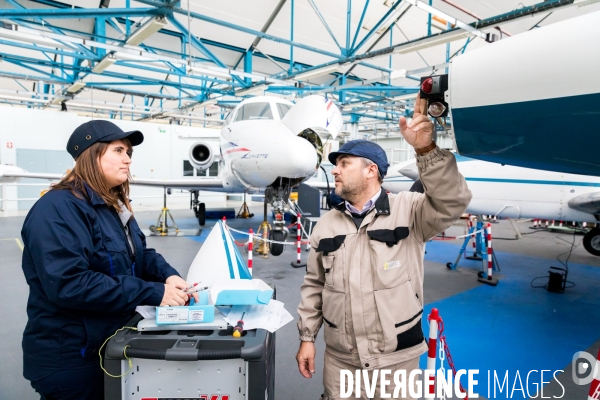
[104,313,275,400]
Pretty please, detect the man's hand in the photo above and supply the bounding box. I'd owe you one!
[296,341,316,379]
[399,94,434,149]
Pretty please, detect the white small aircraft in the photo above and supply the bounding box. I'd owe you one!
[382,154,600,257]
[129,95,342,226]
[0,95,343,255]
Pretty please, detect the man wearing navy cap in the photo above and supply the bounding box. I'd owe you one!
[296,96,472,399]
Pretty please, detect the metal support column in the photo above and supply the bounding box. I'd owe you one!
[244,49,253,86]
[289,0,294,73]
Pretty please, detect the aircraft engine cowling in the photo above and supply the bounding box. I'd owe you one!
[189,141,215,170]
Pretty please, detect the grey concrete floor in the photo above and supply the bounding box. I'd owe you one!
[1,206,599,400]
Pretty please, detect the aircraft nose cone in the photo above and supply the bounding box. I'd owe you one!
[281,136,318,177]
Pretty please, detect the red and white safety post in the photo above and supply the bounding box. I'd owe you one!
[247,228,253,276]
[478,223,498,285]
[588,348,600,400]
[222,216,227,227]
[291,212,306,268]
[427,308,440,396]
[296,213,302,263]
[487,223,493,279]
[469,216,477,255]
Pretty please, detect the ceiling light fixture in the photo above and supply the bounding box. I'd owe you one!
[91,53,116,73]
[394,29,470,54]
[388,69,407,80]
[294,64,342,81]
[187,64,232,81]
[126,16,167,46]
[50,96,67,105]
[65,81,86,93]
[114,51,157,63]
[0,25,74,50]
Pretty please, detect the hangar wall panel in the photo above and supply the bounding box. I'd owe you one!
[0,107,224,212]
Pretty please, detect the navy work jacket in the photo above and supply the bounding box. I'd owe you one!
[21,185,180,381]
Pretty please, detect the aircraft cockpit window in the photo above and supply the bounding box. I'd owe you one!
[276,103,292,119]
[234,102,273,122]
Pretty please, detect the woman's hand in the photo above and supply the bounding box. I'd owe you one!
[161,275,198,306]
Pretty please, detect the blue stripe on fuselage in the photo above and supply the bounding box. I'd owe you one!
[451,92,600,176]
[465,177,600,187]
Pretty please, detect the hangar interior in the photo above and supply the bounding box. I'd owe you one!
[1,0,600,399]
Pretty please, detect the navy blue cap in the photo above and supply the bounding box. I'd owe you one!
[328,139,390,178]
[66,120,144,159]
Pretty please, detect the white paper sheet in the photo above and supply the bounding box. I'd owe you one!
[223,300,292,333]
[135,305,156,319]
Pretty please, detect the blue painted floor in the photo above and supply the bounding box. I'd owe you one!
[419,240,600,398]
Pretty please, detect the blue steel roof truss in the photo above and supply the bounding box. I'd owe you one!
[0,0,578,124]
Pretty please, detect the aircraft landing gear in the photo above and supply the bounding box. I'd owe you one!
[583,228,600,256]
[191,190,206,226]
[254,186,289,257]
[266,186,289,256]
[255,219,271,259]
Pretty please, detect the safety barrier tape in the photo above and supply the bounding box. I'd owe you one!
[431,229,485,241]
[226,226,309,246]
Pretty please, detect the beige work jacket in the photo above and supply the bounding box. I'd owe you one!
[297,147,472,370]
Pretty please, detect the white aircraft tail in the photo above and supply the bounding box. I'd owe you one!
[186,221,251,287]
[282,95,343,139]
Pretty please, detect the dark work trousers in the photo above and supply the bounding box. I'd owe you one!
[29,364,104,400]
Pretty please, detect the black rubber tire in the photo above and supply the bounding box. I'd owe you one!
[583,228,600,256]
[270,230,285,256]
[446,262,453,269]
[197,203,206,226]
[477,271,484,278]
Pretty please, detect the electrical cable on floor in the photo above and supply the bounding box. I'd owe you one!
[494,228,552,240]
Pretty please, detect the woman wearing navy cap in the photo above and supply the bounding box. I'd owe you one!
[21,120,197,400]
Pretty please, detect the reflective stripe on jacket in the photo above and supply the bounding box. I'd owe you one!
[21,185,180,380]
[297,148,472,369]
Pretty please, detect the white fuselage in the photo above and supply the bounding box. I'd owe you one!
[383,156,600,222]
[447,10,600,176]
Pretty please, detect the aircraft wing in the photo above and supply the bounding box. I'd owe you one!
[304,181,332,190]
[1,171,223,190]
[131,177,223,190]
[1,171,64,181]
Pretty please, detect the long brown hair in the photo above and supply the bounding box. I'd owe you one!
[53,139,133,212]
